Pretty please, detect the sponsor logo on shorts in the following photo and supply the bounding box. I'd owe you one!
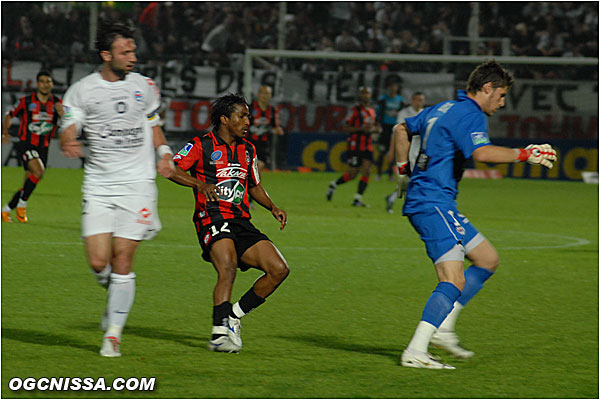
[457,226,466,235]
[204,232,211,244]
[136,208,152,225]
[470,131,490,145]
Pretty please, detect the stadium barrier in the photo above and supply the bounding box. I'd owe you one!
[286,132,597,181]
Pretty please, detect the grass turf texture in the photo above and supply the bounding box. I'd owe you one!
[1,166,598,398]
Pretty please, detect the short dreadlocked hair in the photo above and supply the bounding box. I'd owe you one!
[466,60,514,94]
[210,93,249,131]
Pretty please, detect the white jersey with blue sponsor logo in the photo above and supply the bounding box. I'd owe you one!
[402,90,491,215]
[61,72,161,195]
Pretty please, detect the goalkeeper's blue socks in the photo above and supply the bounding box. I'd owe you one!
[457,265,494,306]
[407,282,461,353]
[438,265,495,332]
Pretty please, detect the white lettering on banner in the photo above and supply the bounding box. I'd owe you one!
[2,62,597,140]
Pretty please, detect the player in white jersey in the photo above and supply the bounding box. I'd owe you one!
[60,20,175,357]
[385,92,426,213]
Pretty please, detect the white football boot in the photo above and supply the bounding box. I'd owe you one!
[100,335,121,357]
[208,336,241,353]
[208,326,241,353]
[227,316,242,347]
[401,348,455,370]
[430,330,474,359]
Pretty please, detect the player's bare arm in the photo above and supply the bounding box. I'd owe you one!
[393,123,410,165]
[54,102,65,118]
[168,166,221,202]
[152,125,176,178]
[60,124,83,158]
[2,114,12,144]
[248,185,287,230]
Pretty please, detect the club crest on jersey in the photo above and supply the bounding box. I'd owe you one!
[245,151,250,165]
[134,91,143,102]
[216,179,245,205]
[28,103,37,111]
[211,150,223,161]
[470,131,490,145]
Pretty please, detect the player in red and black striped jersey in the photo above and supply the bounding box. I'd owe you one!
[169,93,289,353]
[248,85,284,174]
[2,69,64,223]
[326,86,381,207]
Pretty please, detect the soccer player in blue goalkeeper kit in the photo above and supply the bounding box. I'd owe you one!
[394,60,557,369]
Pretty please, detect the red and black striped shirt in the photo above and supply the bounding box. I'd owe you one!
[8,92,62,148]
[346,104,377,152]
[173,130,261,231]
[248,100,280,143]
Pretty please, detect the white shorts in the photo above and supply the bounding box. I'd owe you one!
[82,189,161,241]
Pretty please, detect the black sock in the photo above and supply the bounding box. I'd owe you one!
[234,288,265,317]
[21,177,38,201]
[212,301,232,340]
[8,189,22,209]
[357,179,368,195]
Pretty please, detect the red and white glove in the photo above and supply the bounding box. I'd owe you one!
[396,161,409,198]
[517,144,557,169]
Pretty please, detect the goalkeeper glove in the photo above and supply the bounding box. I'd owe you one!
[396,161,409,198]
[517,144,557,169]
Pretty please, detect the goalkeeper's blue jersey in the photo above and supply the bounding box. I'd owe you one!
[402,90,491,215]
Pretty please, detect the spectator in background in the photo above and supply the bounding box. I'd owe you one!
[375,78,404,181]
[335,29,362,52]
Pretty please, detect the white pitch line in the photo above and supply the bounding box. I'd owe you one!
[1,231,592,251]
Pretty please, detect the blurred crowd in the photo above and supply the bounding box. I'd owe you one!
[2,2,598,79]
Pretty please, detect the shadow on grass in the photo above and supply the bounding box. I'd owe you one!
[75,323,206,349]
[2,327,98,353]
[275,333,401,363]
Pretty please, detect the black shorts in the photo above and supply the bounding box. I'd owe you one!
[253,140,271,165]
[15,142,48,171]
[377,123,394,150]
[346,150,373,168]
[197,219,271,268]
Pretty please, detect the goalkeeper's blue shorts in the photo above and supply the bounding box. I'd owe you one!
[408,204,482,264]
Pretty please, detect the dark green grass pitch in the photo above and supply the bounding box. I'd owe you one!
[1,166,598,398]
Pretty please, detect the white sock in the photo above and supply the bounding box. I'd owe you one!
[17,199,27,208]
[105,272,136,339]
[407,321,437,353]
[94,264,112,289]
[2,204,11,212]
[232,302,246,319]
[438,302,464,332]
[354,193,362,201]
[329,181,337,188]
